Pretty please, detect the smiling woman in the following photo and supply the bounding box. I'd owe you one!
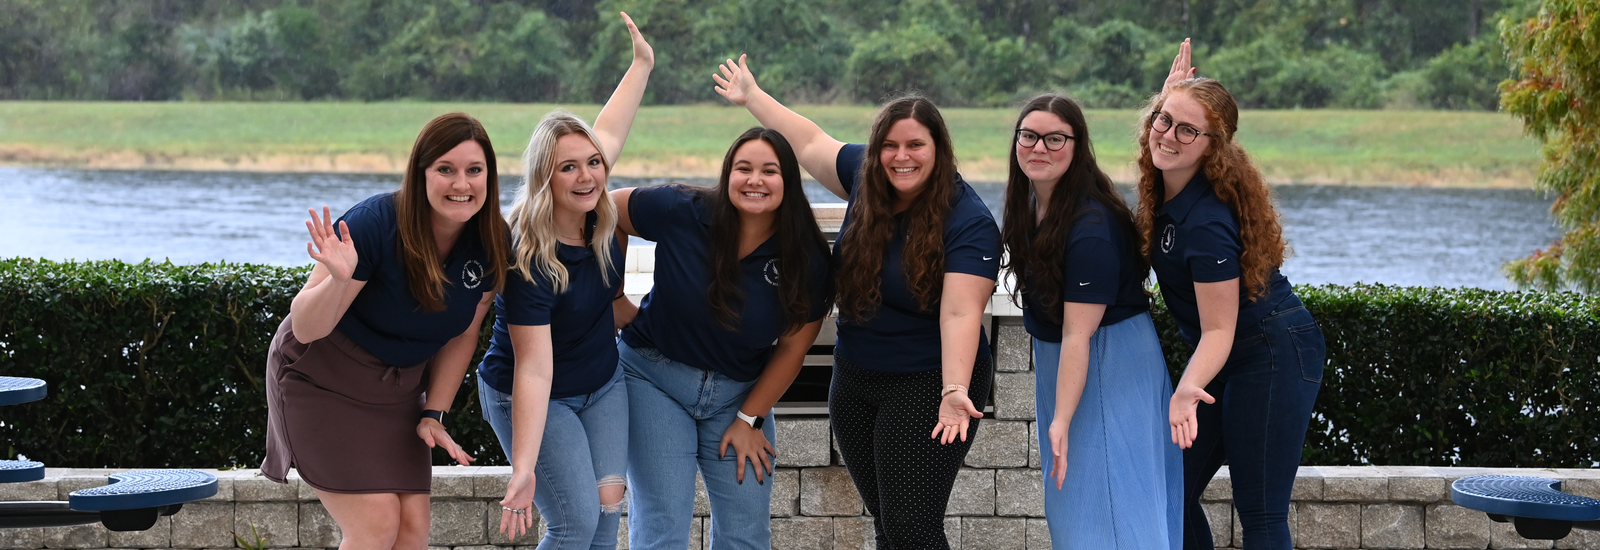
[261,111,510,550]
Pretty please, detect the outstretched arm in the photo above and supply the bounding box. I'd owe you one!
[592,12,654,166]
[713,54,848,200]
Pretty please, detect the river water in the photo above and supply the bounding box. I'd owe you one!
[0,167,1561,290]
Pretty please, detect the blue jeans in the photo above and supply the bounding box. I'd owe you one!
[480,367,628,550]
[1182,296,1324,550]
[619,341,775,550]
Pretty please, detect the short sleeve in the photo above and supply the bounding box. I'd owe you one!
[1186,218,1243,283]
[628,185,690,242]
[943,213,1001,280]
[501,269,557,326]
[1061,238,1120,304]
[835,144,867,197]
[335,205,387,282]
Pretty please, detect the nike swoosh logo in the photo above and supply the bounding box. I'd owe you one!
[1216,259,1227,264]
[982,256,994,261]
[1078,282,1091,286]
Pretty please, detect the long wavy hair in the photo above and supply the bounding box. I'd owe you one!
[703,128,834,334]
[506,111,620,294]
[395,112,510,311]
[836,96,958,321]
[1002,94,1143,324]
[1135,79,1288,301]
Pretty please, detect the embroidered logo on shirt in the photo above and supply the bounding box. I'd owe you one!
[1078,282,1091,286]
[763,258,781,286]
[1160,224,1176,254]
[982,256,994,261]
[462,260,485,289]
[1216,258,1227,264]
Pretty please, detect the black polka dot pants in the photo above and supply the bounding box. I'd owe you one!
[828,353,994,550]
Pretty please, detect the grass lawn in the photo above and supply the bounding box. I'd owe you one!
[0,101,1542,186]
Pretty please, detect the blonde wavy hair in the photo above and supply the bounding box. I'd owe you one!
[1135,79,1289,301]
[506,111,619,293]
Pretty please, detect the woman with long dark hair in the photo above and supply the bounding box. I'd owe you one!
[610,127,833,549]
[474,13,650,549]
[263,111,510,550]
[1001,93,1181,547]
[1140,41,1325,549]
[715,56,1000,549]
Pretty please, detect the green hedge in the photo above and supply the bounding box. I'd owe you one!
[2,259,1597,468]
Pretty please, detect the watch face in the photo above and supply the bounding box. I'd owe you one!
[750,416,764,430]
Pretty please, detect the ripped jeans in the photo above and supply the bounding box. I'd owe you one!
[480,366,628,550]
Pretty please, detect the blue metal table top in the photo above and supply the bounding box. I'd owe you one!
[0,377,46,407]
[1452,475,1600,522]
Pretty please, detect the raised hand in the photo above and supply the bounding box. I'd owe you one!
[712,54,760,107]
[305,206,357,281]
[931,390,984,445]
[1048,418,1069,489]
[620,12,654,69]
[1169,383,1215,449]
[498,469,536,538]
[1164,38,1197,92]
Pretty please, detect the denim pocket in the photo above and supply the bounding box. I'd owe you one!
[1288,322,1326,383]
[632,345,667,362]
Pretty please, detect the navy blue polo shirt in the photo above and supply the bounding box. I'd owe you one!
[832,144,1001,372]
[478,232,623,400]
[333,193,494,367]
[1150,173,1293,346]
[1023,199,1151,343]
[620,184,831,382]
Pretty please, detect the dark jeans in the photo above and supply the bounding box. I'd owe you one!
[829,353,995,550]
[1182,295,1325,550]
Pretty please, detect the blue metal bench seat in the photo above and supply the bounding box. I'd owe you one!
[0,460,43,483]
[1451,475,1600,540]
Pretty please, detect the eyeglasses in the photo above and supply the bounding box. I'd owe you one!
[1015,129,1075,151]
[1150,111,1212,144]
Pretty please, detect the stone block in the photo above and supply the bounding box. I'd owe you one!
[1371,466,1447,502]
[1025,518,1051,550]
[991,373,1035,421]
[1202,470,1232,501]
[946,469,996,516]
[1360,503,1423,549]
[107,515,169,548]
[1490,521,1554,549]
[995,322,1032,373]
[170,502,235,549]
[430,468,478,498]
[833,516,876,550]
[297,502,340,548]
[1292,468,1325,501]
[1201,502,1231,548]
[0,479,58,501]
[615,517,627,550]
[694,473,708,517]
[1027,422,1040,469]
[960,517,1026,550]
[1318,466,1388,502]
[234,476,298,502]
[473,467,511,499]
[995,469,1043,517]
[57,476,112,502]
[486,500,537,546]
[452,544,498,550]
[1425,503,1492,549]
[1301,503,1361,548]
[1233,503,1297,548]
[0,526,47,549]
[288,473,317,502]
[40,524,107,549]
[770,469,799,517]
[800,467,862,517]
[689,516,703,550]
[428,500,487,546]
[235,501,298,548]
[776,418,831,468]
[964,421,1028,468]
[945,517,962,550]
[1553,524,1600,550]
[769,517,831,550]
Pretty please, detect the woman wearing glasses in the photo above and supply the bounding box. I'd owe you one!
[1139,41,1324,549]
[1002,94,1181,547]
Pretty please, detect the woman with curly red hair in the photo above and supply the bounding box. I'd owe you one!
[1139,41,1325,549]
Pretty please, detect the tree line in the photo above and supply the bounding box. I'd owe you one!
[0,0,1526,109]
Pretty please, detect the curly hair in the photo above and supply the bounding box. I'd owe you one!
[1002,94,1143,324]
[1134,79,1288,301]
[836,96,958,321]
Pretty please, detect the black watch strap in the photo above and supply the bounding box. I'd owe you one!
[422,409,447,426]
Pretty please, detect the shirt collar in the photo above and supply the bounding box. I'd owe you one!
[1157,171,1210,224]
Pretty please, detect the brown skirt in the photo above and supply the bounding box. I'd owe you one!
[261,316,432,494]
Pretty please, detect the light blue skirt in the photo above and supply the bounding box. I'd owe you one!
[1034,311,1183,549]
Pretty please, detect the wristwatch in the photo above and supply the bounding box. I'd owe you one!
[422,409,448,426]
[735,410,764,430]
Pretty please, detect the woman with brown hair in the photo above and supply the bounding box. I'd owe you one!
[1139,41,1325,549]
[714,55,1000,549]
[263,112,509,550]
